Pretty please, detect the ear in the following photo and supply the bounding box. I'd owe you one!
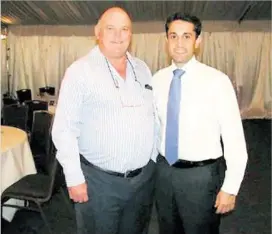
[165,34,169,43]
[94,24,100,39]
[195,34,202,50]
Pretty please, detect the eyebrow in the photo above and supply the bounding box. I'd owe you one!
[105,24,130,28]
[168,32,193,36]
[184,32,193,36]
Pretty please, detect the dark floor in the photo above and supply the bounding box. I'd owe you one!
[1,119,271,234]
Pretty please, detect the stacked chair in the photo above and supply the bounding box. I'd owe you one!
[24,100,48,131]
[39,86,56,96]
[16,89,32,104]
[2,104,29,131]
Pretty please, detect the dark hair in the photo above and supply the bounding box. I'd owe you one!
[165,13,202,38]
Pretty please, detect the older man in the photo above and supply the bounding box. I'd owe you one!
[52,7,157,234]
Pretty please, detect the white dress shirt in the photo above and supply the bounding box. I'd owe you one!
[152,56,248,195]
[52,46,157,187]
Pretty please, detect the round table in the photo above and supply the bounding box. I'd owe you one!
[1,125,37,221]
[48,105,56,114]
[1,126,27,153]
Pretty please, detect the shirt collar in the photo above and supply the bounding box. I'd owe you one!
[126,51,136,68]
[170,55,197,73]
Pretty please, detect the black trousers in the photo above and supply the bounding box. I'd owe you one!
[74,159,155,234]
[155,155,225,234]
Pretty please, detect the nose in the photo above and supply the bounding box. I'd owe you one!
[114,29,121,39]
[177,36,184,47]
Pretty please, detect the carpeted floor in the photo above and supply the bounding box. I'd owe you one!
[1,119,271,234]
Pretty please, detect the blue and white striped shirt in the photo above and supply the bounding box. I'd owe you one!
[52,46,158,187]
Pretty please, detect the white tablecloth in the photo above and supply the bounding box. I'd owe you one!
[1,125,37,221]
[48,105,56,114]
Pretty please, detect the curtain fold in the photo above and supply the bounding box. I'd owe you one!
[3,25,271,119]
[1,40,7,95]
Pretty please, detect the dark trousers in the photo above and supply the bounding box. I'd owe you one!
[155,155,225,234]
[74,159,155,234]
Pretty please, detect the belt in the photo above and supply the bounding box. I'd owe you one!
[158,154,220,168]
[80,155,143,178]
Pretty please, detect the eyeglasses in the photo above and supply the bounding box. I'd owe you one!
[105,57,144,107]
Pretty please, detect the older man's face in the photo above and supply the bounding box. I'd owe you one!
[96,10,132,59]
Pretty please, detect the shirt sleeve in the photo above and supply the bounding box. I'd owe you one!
[141,61,160,162]
[51,63,86,187]
[151,75,161,162]
[150,97,160,162]
[216,75,248,195]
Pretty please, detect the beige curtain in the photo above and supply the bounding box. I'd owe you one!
[1,39,7,95]
[4,23,272,119]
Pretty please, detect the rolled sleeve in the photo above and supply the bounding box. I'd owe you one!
[52,63,86,187]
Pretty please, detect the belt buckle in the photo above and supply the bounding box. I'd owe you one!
[124,170,131,178]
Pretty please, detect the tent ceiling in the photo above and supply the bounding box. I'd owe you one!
[1,1,271,27]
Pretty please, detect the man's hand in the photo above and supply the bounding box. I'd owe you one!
[68,182,88,203]
[214,190,236,214]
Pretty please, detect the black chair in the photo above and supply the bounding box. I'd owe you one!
[16,89,32,104]
[46,86,55,96]
[2,97,18,105]
[39,87,47,97]
[39,86,55,96]
[25,100,48,131]
[1,153,72,234]
[30,111,53,171]
[2,104,28,131]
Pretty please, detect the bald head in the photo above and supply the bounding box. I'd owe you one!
[95,7,132,60]
[97,7,132,28]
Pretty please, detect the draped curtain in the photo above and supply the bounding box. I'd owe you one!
[3,23,271,119]
[1,40,7,95]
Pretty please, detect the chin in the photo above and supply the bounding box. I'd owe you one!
[174,58,187,64]
[174,55,190,63]
[111,51,126,59]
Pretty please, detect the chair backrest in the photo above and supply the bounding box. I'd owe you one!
[16,89,32,103]
[39,87,47,97]
[2,97,19,106]
[25,100,49,131]
[45,154,60,201]
[39,152,59,202]
[31,111,53,155]
[46,86,55,96]
[2,104,28,131]
[39,86,55,96]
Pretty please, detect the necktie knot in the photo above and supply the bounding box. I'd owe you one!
[173,69,185,78]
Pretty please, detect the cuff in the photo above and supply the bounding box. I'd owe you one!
[220,174,241,196]
[63,167,86,187]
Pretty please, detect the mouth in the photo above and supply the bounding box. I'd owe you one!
[175,49,187,54]
[111,41,123,44]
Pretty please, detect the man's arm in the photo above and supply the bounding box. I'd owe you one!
[151,74,161,162]
[52,63,86,188]
[141,62,160,162]
[217,76,248,195]
[214,75,248,213]
[151,96,161,162]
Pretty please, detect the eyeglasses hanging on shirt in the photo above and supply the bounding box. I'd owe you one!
[105,57,145,108]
